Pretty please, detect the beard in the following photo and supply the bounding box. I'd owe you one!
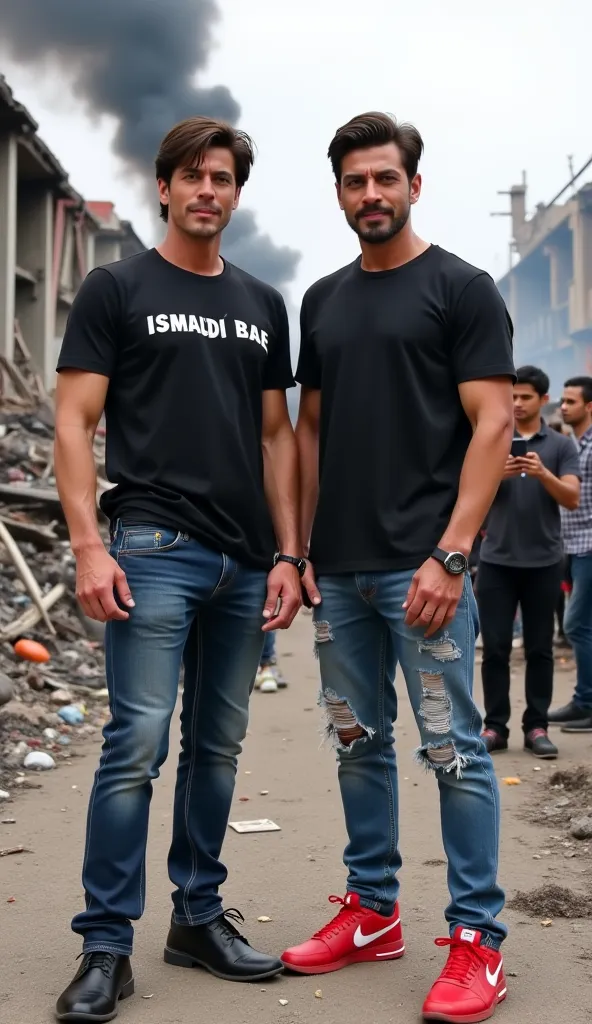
[347,201,410,244]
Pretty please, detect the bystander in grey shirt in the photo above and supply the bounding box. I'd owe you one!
[480,422,581,568]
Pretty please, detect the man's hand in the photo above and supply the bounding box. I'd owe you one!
[262,562,302,631]
[515,452,546,479]
[403,558,465,637]
[76,544,135,622]
[503,455,523,479]
[301,560,322,609]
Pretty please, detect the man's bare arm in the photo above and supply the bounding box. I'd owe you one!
[295,387,320,557]
[438,377,514,555]
[54,370,133,621]
[260,390,302,629]
[54,370,107,553]
[404,377,513,636]
[262,390,301,556]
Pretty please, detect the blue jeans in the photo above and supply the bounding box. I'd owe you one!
[73,522,267,955]
[261,630,276,664]
[564,553,592,709]
[314,570,506,948]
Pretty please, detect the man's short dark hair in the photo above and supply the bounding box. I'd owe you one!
[155,117,255,222]
[328,111,424,184]
[564,375,592,404]
[515,365,550,398]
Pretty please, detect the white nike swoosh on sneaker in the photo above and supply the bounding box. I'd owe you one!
[485,959,503,987]
[353,919,400,948]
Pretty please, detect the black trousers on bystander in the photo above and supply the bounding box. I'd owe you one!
[477,560,562,738]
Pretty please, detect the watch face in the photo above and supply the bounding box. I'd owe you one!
[445,552,467,575]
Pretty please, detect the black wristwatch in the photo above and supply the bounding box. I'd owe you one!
[431,547,468,575]
[274,552,307,578]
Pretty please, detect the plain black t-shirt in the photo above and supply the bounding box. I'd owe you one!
[295,245,515,574]
[57,249,295,570]
[480,423,581,568]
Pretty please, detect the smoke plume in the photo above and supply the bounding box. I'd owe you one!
[1,0,300,291]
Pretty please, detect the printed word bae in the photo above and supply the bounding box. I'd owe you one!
[146,314,269,351]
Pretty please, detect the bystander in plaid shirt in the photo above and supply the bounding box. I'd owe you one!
[561,424,592,555]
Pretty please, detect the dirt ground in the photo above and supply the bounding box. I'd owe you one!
[2,612,592,1024]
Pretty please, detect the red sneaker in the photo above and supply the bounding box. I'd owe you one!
[281,893,404,975]
[422,927,507,1023]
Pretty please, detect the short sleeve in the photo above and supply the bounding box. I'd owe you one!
[450,273,516,385]
[295,295,321,389]
[262,294,295,391]
[56,268,121,377]
[557,436,582,479]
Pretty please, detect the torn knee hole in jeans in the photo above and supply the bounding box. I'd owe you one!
[313,619,334,657]
[320,688,375,749]
[415,740,470,779]
[418,671,452,734]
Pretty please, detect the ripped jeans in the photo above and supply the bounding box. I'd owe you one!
[314,570,506,948]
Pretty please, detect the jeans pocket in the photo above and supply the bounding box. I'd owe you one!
[119,525,186,556]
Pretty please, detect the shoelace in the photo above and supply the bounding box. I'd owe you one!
[76,952,117,980]
[312,895,365,941]
[528,728,548,741]
[435,937,490,985]
[212,908,248,945]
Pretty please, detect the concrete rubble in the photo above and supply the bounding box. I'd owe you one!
[0,344,109,803]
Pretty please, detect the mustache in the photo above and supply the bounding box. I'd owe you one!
[187,203,222,215]
[356,204,394,220]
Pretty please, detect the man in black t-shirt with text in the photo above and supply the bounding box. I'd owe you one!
[53,118,319,1022]
[283,113,515,1024]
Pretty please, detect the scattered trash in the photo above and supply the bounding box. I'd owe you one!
[315,989,323,999]
[23,751,55,770]
[57,705,85,726]
[42,727,59,741]
[141,995,154,1000]
[7,896,16,903]
[229,819,281,834]
[260,790,269,796]
[279,999,289,1006]
[502,777,521,785]
[238,796,250,802]
[0,845,31,857]
[13,638,50,663]
[1,818,16,824]
[258,916,272,923]
[541,919,553,927]
[533,766,541,772]
[0,789,10,801]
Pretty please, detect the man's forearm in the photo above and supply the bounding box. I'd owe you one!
[296,420,319,557]
[539,470,579,510]
[54,425,103,554]
[263,426,301,554]
[439,419,513,556]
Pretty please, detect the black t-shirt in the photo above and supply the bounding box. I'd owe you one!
[295,245,515,574]
[480,424,581,568]
[57,248,294,570]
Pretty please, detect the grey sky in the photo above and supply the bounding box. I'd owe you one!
[2,0,588,315]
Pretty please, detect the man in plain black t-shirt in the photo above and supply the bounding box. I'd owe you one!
[282,112,515,1023]
[53,117,319,1021]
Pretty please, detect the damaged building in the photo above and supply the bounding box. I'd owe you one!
[496,161,592,397]
[0,75,144,390]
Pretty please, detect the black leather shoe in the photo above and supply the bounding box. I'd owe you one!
[164,909,284,982]
[548,701,592,726]
[524,729,558,759]
[55,952,134,1022]
[481,729,508,754]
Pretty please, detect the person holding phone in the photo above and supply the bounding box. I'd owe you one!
[477,366,581,758]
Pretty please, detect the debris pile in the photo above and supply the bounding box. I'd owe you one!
[0,324,110,802]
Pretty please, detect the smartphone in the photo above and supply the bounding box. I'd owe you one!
[510,438,527,458]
